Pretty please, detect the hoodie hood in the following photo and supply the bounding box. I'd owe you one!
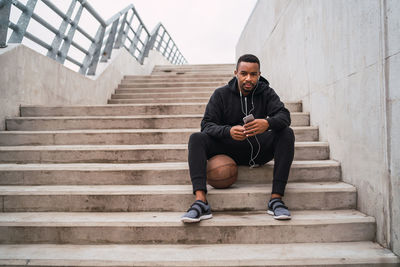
[227,75,270,96]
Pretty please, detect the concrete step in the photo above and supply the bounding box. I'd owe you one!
[6,113,309,131]
[0,182,357,212]
[111,91,212,99]
[0,160,341,185]
[108,98,210,104]
[118,82,226,88]
[0,142,329,163]
[151,71,233,76]
[152,67,235,73]
[18,102,302,117]
[0,126,319,146]
[0,242,398,266]
[115,87,217,94]
[124,73,233,80]
[153,63,235,69]
[20,103,208,117]
[0,182,355,212]
[151,67,233,72]
[0,210,373,244]
[121,77,231,83]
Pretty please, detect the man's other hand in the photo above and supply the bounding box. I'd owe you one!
[230,125,247,141]
[243,119,269,137]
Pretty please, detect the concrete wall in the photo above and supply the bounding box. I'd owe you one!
[236,0,399,255]
[0,44,170,130]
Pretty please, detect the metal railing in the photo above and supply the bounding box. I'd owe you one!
[0,0,187,75]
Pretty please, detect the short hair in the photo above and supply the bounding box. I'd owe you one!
[236,54,260,70]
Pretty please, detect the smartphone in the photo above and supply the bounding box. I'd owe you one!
[243,114,255,124]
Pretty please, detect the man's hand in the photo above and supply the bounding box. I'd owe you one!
[230,125,247,141]
[243,119,269,137]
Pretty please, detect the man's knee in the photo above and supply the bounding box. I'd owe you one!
[189,132,209,146]
[278,127,295,143]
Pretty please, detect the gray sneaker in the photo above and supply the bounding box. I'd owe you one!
[267,198,291,220]
[181,200,213,223]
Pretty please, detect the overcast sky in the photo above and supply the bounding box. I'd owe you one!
[88,0,258,64]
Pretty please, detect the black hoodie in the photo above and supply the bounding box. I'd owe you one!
[200,76,291,139]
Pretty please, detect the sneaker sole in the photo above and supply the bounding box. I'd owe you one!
[181,214,213,223]
[267,210,291,220]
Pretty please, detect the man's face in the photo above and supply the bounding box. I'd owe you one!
[234,61,261,95]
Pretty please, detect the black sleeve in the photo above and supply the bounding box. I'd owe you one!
[265,88,291,130]
[200,91,232,138]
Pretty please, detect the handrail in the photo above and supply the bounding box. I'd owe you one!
[0,0,187,75]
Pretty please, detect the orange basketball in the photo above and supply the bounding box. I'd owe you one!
[206,154,238,189]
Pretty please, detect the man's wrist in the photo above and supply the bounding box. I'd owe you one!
[264,118,270,129]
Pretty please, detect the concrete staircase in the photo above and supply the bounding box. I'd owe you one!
[0,64,398,266]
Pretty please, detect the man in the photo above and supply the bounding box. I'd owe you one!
[181,54,295,223]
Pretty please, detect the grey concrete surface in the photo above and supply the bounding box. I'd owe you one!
[236,0,400,255]
[0,62,394,264]
[0,160,341,185]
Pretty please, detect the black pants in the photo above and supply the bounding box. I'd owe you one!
[188,127,295,196]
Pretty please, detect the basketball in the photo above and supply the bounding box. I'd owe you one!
[206,154,238,189]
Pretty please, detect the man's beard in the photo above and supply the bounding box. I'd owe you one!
[241,82,255,93]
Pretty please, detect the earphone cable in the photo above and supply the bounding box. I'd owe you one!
[238,77,261,168]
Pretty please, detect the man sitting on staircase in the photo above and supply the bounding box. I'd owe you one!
[181,54,295,223]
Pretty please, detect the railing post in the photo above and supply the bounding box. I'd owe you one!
[0,0,11,48]
[114,12,127,49]
[156,29,166,51]
[100,18,119,62]
[164,38,171,57]
[138,34,149,64]
[129,24,143,56]
[119,11,135,49]
[57,3,83,64]
[86,25,105,75]
[47,0,77,60]
[79,25,104,75]
[8,0,38,43]
[171,46,178,64]
[141,23,160,64]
